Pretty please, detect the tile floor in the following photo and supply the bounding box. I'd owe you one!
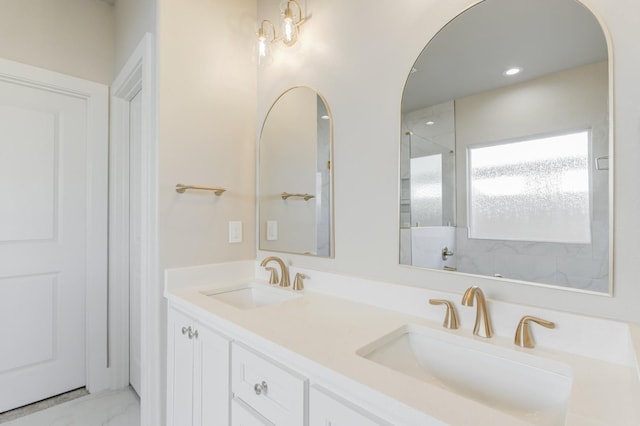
[0,387,139,426]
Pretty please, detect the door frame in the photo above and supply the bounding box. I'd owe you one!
[110,33,161,425]
[0,58,109,392]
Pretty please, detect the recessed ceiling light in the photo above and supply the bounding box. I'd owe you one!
[503,67,523,76]
[425,121,435,126]
[320,115,329,120]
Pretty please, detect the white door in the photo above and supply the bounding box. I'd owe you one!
[129,90,142,395]
[0,62,108,412]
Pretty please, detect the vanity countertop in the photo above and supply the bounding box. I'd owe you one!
[166,272,640,426]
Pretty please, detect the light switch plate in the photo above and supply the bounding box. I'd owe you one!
[229,221,242,243]
[267,220,278,241]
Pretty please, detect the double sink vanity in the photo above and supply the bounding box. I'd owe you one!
[165,259,640,426]
[164,1,636,423]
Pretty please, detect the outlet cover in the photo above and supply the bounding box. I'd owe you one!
[267,220,278,241]
[229,221,242,243]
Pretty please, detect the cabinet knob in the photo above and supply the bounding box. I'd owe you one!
[253,381,268,395]
[189,329,198,340]
[181,326,190,336]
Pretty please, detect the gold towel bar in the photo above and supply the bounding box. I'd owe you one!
[176,184,226,196]
[281,192,315,201]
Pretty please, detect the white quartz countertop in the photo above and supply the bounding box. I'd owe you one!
[165,272,640,426]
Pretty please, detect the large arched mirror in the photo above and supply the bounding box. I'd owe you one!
[400,0,611,293]
[259,86,333,256]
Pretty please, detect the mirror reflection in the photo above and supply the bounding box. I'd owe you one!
[400,0,611,293]
[259,87,333,256]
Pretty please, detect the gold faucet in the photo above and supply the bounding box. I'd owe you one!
[461,286,493,338]
[514,315,555,348]
[260,256,290,287]
[292,273,305,291]
[429,299,459,329]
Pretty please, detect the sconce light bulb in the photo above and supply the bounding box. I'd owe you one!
[282,16,298,45]
[258,36,268,57]
[256,21,275,65]
[281,1,302,46]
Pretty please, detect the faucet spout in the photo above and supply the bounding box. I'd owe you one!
[260,256,290,288]
[461,286,493,338]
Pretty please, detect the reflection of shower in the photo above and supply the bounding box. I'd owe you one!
[402,130,456,228]
[405,130,451,156]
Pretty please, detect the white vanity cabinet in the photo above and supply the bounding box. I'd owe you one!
[309,385,393,426]
[166,307,231,426]
[166,302,400,426]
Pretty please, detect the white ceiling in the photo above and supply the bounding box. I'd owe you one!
[402,0,607,112]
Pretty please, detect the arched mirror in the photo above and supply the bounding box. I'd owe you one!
[400,0,611,293]
[259,87,333,256]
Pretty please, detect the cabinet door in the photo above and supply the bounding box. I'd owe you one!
[309,386,392,426]
[231,398,274,426]
[167,308,195,426]
[194,321,231,426]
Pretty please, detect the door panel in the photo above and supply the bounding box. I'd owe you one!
[0,72,89,412]
[0,105,56,241]
[129,89,142,396]
[0,274,55,372]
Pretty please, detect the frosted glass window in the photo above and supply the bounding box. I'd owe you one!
[411,154,442,226]
[468,131,591,243]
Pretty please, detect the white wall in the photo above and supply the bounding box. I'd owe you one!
[157,0,257,269]
[0,0,114,84]
[256,0,640,322]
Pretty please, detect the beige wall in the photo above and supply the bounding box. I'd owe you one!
[0,0,114,84]
[114,0,156,72]
[256,0,640,322]
[157,0,257,270]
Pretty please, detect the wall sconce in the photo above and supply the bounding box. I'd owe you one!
[256,0,306,63]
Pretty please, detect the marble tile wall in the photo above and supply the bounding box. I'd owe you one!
[455,222,609,292]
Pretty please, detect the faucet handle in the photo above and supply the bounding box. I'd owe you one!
[514,315,555,348]
[429,299,459,329]
[265,267,279,285]
[292,273,305,291]
[441,246,454,261]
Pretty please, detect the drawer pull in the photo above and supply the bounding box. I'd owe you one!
[253,381,268,395]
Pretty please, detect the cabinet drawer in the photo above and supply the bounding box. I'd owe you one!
[231,398,274,426]
[309,385,392,426]
[231,342,307,426]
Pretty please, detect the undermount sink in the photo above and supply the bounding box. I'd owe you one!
[357,324,573,425]
[202,283,300,309]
